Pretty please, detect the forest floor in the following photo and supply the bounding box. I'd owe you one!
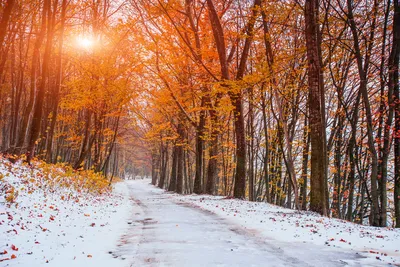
[1,160,399,266]
[0,158,132,267]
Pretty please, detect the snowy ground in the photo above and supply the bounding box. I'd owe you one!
[0,159,132,267]
[2,161,400,267]
[118,179,399,266]
[172,187,400,266]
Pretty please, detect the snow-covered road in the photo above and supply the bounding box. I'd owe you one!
[113,180,378,267]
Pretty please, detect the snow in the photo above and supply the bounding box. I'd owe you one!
[0,158,132,267]
[171,187,400,266]
[118,179,397,266]
[2,159,399,267]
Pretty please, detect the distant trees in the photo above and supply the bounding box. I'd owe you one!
[0,0,143,179]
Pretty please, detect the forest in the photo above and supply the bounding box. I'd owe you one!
[0,0,399,228]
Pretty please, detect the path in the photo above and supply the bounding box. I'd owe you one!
[113,180,380,267]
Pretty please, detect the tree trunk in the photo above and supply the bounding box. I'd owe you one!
[206,106,219,195]
[176,122,184,194]
[232,95,246,198]
[391,0,400,228]
[158,140,168,189]
[0,0,15,80]
[333,115,343,218]
[26,0,54,162]
[0,0,15,48]
[16,3,48,154]
[151,153,159,185]
[168,145,178,191]
[304,0,327,215]
[46,0,67,163]
[193,96,206,194]
[261,90,270,203]
[74,110,92,169]
[300,116,310,210]
[248,87,255,201]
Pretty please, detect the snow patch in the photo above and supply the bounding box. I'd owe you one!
[168,186,400,265]
[0,157,132,267]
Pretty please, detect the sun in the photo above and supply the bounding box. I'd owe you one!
[76,35,94,49]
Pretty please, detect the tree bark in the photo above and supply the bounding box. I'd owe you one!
[46,0,67,163]
[158,140,168,189]
[193,96,206,194]
[206,105,219,195]
[168,145,178,191]
[300,115,310,210]
[176,121,184,194]
[26,0,54,162]
[391,0,400,228]
[304,0,327,215]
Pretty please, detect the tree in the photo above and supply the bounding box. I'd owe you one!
[391,0,400,228]
[304,0,327,215]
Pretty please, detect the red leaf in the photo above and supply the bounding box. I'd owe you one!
[11,254,16,259]
[11,245,18,251]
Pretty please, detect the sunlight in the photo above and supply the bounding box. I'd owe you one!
[75,35,94,49]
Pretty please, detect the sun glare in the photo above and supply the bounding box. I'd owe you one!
[76,35,94,49]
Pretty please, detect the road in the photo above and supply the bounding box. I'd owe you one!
[112,180,380,267]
